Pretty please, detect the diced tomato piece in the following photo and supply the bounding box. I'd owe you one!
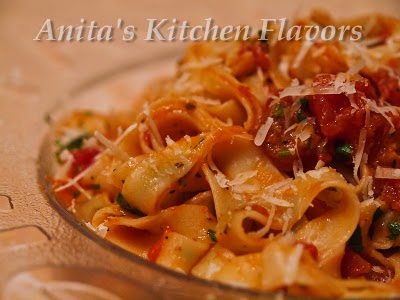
[381,181,400,212]
[147,226,171,262]
[341,247,372,278]
[70,147,100,176]
[369,70,400,106]
[298,242,318,260]
[240,42,270,70]
[251,44,270,70]
[308,75,366,142]
[148,239,163,262]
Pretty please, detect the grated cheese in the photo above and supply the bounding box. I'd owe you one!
[254,117,274,146]
[207,155,228,188]
[284,243,304,285]
[229,171,258,186]
[94,131,129,161]
[165,135,175,146]
[85,222,108,238]
[180,57,222,72]
[375,166,400,179]
[67,199,76,214]
[292,41,313,69]
[262,195,294,208]
[315,160,325,170]
[353,128,367,182]
[55,149,74,179]
[264,178,293,193]
[281,208,293,234]
[190,95,221,106]
[55,122,138,193]
[367,99,396,132]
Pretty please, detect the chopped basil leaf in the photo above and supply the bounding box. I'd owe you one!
[273,103,283,118]
[55,134,89,163]
[348,224,363,253]
[65,135,88,150]
[390,131,396,138]
[335,143,353,159]
[115,193,146,216]
[91,184,101,190]
[300,97,309,110]
[297,112,307,122]
[72,191,80,198]
[207,229,218,242]
[277,149,291,157]
[387,218,400,241]
[393,160,397,168]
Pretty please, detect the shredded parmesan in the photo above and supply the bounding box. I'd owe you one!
[353,128,367,182]
[284,123,298,135]
[375,166,400,179]
[229,171,258,186]
[264,179,293,193]
[262,195,294,208]
[85,222,108,238]
[94,131,129,161]
[165,135,175,146]
[367,99,396,132]
[254,117,274,146]
[281,208,293,234]
[284,243,303,285]
[55,122,138,193]
[315,160,325,170]
[190,96,221,106]
[67,199,76,214]
[292,41,313,69]
[207,155,228,188]
[55,150,74,179]
[181,57,222,72]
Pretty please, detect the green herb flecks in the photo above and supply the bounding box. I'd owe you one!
[55,134,89,164]
[300,97,309,110]
[387,218,400,241]
[277,149,292,157]
[208,229,218,242]
[91,184,101,190]
[348,224,363,253]
[335,143,353,160]
[72,191,81,199]
[115,193,146,217]
[297,112,307,122]
[273,103,283,118]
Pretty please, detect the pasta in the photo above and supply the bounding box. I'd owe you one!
[51,10,400,298]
